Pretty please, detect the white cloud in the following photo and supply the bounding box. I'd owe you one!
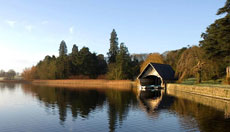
[41,20,48,24]
[69,26,74,34]
[5,20,16,28]
[25,25,33,32]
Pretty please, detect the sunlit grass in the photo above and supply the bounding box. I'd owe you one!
[180,78,230,88]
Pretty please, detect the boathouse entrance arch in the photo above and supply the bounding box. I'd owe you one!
[139,75,162,86]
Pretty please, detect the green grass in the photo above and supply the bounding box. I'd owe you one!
[179,78,230,88]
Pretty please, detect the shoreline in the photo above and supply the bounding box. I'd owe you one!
[0,80,30,83]
[32,79,137,90]
[167,84,230,100]
[2,80,230,100]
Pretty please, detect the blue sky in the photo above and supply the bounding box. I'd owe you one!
[0,0,226,72]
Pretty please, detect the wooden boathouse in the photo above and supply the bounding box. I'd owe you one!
[137,63,175,88]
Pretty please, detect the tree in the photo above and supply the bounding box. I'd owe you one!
[59,40,68,56]
[56,55,70,79]
[163,47,187,70]
[21,66,37,80]
[116,43,132,79]
[6,69,16,79]
[140,53,164,72]
[107,43,138,80]
[72,44,78,55]
[36,55,57,79]
[97,54,107,75]
[216,0,230,15]
[200,0,230,77]
[108,29,119,63]
[70,44,79,76]
[0,70,5,77]
[176,46,218,83]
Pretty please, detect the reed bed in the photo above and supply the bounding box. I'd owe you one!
[32,79,137,90]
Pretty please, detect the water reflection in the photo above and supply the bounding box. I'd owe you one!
[0,83,17,90]
[105,89,137,132]
[138,90,175,118]
[1,83,230,132]
[23,84,106,122]
[22,84,137,131]
[137,89,230,132]
[170,96,230,132]
[168,89,230,132]
[138,90,162,112]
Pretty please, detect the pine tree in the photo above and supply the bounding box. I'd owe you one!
[107,29,119,63]
[59,40,68,56]
[72,44,78,55]
[217,0,230,15]
[107,43,134,80]
[70,44,79,76]
[116,43,131,79]
[200,0,230,77]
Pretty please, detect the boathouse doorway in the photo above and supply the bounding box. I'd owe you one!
[139,75,162,86]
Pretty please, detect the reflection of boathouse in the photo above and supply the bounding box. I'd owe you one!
[137,63,175,88]
[137,90,175,117]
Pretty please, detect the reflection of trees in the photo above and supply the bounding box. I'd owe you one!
[22,84,138,131]
[0,83,16,90]
[22,84,106,123]
[171,98,230,132]
[105,89,137,132]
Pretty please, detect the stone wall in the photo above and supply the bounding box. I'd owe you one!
[167,88,230,118]
[167,84,230,100]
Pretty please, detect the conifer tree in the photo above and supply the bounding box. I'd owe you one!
[72,44,78,55]
[200,0,230,77]
[108,29,119,63]
[59,40,68,56]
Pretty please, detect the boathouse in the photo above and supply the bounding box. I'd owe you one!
[137,63,175,88]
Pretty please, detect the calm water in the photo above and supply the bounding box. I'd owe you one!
[0,83,230,132]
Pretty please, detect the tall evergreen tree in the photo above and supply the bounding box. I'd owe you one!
[200,0,230,77]
[217,0,230,15]
[107,43,137,80]
[72,44,78,55]
[108,29,119,63]
[70,44,79,76]
[59,40,68,56]
[116,43,131,79]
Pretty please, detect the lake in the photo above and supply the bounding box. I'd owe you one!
[0,83,230,132]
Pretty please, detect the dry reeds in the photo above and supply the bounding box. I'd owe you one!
[32,79,137,90]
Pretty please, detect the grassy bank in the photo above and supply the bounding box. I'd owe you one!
[180,78,230,88]
[32,79,137,90]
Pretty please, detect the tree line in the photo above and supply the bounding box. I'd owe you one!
[22,41,107,80]
[22,29,140,80]
[0,69,17,80]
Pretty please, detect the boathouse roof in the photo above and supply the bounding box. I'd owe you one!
[138,63,175,81]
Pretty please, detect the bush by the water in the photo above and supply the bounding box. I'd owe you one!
[227,77,230,85]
